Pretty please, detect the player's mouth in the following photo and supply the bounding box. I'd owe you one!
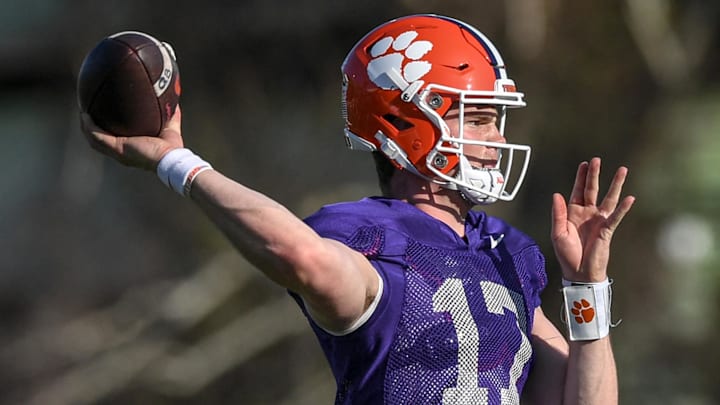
[473,158,498,169]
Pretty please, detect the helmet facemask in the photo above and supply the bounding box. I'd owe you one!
[415,82,531,205]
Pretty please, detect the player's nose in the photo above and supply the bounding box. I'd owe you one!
[487,124,504,143]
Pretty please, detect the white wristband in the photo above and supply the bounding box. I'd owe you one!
[561,278,616,341]
[156,148,213,196]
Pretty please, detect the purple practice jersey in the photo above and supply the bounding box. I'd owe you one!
[294,197,548,404]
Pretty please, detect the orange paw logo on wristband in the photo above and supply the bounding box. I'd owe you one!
[571,299,595,324]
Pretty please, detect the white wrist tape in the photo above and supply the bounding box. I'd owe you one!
[156,148,213,196]
[561,278,616,341]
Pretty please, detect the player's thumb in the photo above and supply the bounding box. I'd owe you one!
[159,105,183,147]
[550,192,569,240]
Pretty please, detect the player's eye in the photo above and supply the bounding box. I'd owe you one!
[464,115,496,127]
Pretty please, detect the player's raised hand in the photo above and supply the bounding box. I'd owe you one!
[550,157,635,282]
[80,106,184,171]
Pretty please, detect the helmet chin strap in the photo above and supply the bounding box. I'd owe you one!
[456,155,505,205]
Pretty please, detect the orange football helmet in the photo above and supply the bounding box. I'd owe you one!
[341,14,530,204]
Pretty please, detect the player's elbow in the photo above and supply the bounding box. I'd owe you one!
[265,236,336,292]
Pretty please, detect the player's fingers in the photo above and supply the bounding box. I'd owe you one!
[583,157,601,206]
[79,112,100,136]
[599,166,628,214]
[569,161,588,205]
[605,195,635,234]
[80,113,118,154]
[87,127,120,152]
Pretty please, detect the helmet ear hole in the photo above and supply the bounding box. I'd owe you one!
[382,114,414,131]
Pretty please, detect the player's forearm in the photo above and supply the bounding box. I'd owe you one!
[563,337,618,405]
[187,169,323,289]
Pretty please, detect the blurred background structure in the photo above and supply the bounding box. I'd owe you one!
[1,0,719,404]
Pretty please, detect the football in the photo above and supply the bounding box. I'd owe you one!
[77,31,181,136]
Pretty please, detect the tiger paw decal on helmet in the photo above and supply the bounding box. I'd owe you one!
[367,31,433,90]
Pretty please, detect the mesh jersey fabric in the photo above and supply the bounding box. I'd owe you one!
[292,197,548,404]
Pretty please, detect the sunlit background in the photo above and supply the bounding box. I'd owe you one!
[1,0,719,404]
